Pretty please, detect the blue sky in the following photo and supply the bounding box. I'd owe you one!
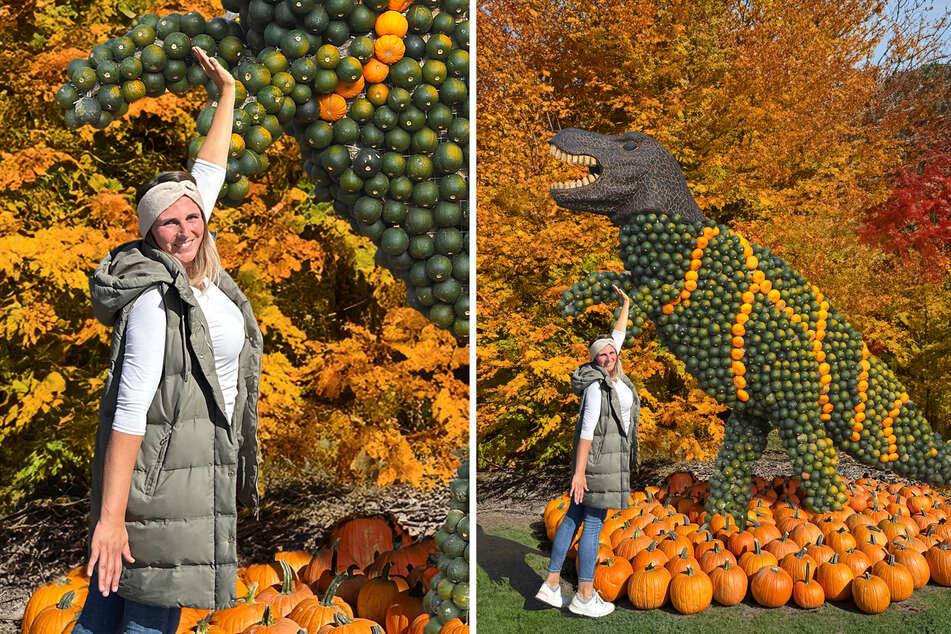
[873,0,951,60]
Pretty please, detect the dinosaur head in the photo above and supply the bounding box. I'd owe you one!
[549,128,705,225]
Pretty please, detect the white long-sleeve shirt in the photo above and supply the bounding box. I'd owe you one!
[579,329,634,440]
[112,159,245,435]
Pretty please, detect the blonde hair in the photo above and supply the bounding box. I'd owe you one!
[138,170,222,288]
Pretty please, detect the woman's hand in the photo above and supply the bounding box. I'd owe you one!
[570,472,588,504]
[612,284,629,305]
[612,284,630,334]
[192,46,234,92]
[87,518,135,596]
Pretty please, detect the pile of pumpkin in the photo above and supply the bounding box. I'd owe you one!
[22,459,470,634]
[543,471,951,614]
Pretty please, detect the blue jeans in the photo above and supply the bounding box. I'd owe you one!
[73,573,181,634]
[547,499,607,583]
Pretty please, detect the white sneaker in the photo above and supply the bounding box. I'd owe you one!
[568,590,615,617]
[535,581,567,608]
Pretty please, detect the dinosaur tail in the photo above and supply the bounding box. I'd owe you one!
[838,349,951,485]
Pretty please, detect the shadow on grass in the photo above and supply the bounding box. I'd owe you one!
[477,523,563,612]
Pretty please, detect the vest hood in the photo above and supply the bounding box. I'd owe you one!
[571,361,611,396]
[89,241,184,327]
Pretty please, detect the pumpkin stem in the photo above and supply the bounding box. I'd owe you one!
[194,613,214,634]
[259,605,275,627]
[242,582,260,605]
[321,571,350,607]
[887,553,896,566]
[684,565,695,576]
[805,561,812,581]
[381,561,395,580]
[278,559,295,595]
[56,590,76,610]
[334,612,354,626]
[345,564,360,578]
[329,538,341,575]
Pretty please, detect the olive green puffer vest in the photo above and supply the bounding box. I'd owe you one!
[570,362,640,510]
[88,240,262,609]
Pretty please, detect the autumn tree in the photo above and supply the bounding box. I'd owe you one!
[0,0,468,511]
[477,0,951,468]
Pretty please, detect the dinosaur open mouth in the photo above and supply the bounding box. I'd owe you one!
[549,143,601,190]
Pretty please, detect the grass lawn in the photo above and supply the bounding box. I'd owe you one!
[477,520,951,633]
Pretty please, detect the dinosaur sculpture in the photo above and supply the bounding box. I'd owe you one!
[55,0,469,336]
[551,127,951,523]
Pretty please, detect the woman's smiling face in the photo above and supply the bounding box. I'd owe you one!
[150,196,204,266]
[595,344,617,374]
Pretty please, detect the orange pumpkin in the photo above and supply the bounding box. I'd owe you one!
[851,571,890,614]
[626,562,670,609]
[926,542,951,585]
[374,35,406,65]
[668,566,712,615]
[792,563,824,609]
[22,575,87,634]
[780,548,818,583]
[315,612,383,633]
[592,557,633,602]
[211,583,268,633]
[335,76,365,99]
[366,84,389,106]
[738,540,778,577]
[438,618,468,634]
[871,554,914,601]
[288,573,355,632]
[256,560,314,617]
[750,566,792,608]
[356,562,402,624]
[374,10,408,37]
[274,550,313,574]
[362,59,389,84]
[816,553,853,601]
[891,544,930,588]
[709,560,746,606]
[318,94,348,122]
[241,606,303,634]
[27,590,82,634]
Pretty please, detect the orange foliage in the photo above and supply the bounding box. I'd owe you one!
[477,0,951,468]
[0,0,467,509]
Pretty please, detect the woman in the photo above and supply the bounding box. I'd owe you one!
[535,285,639,618]
[74,48,262,634]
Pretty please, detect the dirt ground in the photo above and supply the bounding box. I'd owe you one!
[0,475,449,634]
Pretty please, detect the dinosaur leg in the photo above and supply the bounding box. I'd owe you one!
[775,402,849,513]
[706,412,770,529]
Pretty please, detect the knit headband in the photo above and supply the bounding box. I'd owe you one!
[137,180,204,237]
[589,337,616,362]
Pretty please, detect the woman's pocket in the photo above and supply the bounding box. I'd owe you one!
[142,427,173,497]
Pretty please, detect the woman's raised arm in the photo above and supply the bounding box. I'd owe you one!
[612,284,630,333]
[194,47,235,169]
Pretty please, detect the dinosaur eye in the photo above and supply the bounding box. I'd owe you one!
[623,141,637,151]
